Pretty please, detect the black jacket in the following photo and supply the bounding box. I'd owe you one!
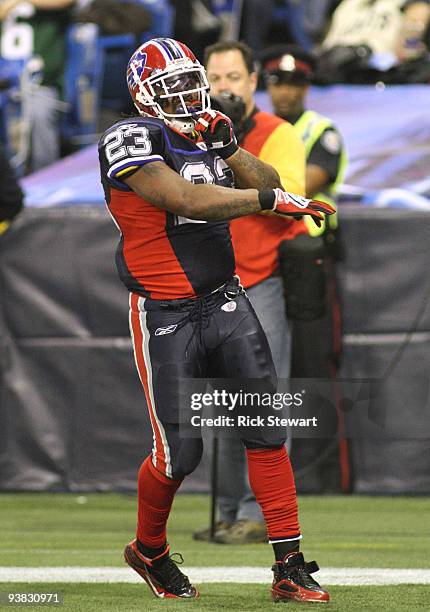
[0,147,23,223]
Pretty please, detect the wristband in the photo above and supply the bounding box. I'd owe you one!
[218,139,238,160]
[258,189,276,210]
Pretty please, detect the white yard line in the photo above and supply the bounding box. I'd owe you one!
[1,567,430,585]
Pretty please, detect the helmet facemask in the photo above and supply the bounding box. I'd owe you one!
[131,58,211,133]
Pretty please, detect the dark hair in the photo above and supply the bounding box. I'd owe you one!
[204,40,255,74]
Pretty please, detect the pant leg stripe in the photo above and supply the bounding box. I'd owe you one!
[136,296,172,478]
[129,293,158,467]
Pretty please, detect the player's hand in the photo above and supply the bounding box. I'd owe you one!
[260,188,336,228]
[194,109,238,159]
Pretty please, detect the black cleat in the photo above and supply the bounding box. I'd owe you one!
[271,552,330,603]
[124,539,199,599]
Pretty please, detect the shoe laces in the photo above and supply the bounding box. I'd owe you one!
[155,553,192,591]
[163,277,244,356]
[164,294,218,356]
[273,553,321,590]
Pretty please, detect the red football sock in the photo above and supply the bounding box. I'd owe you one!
[136,455,182,549]
[246,447,300,541]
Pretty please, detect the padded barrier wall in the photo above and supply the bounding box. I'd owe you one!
[0,206,429,493]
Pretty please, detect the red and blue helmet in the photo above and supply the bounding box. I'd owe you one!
[127,38,211,131]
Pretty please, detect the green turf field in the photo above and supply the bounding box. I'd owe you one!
[1,584,429,612]
[1,493,430,610]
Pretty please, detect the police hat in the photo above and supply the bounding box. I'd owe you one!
[260,44,315,85]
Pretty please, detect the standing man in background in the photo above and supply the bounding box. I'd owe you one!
[193,40,307,544]
[261,44,348,493]
[321,0,430,63]
[261,44,346,238]
[0,0,75,172]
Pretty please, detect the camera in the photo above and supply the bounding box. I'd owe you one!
[209,91,246,129]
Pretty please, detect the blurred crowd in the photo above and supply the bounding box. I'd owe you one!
[0,0,429,179]
[176,1,430,78]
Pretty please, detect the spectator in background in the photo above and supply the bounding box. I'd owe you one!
[238,0,276,53]
[170,0,222,61]
[318,0,430,79]
[0,144,24,234]
[224,1,336,54]
[396,0,430,60]
[261,45,346,208]
[193,40,306,544]
[0,0,75,172]
[300,0,338,46]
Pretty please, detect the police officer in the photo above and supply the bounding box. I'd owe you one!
[261,44,346,218]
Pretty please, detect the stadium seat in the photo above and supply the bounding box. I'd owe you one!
[133,0,175,40]
[0,58,23,150]
[99,0,175,113]
[63,23,101,145]
[1,2,176,161]
[63,23,136,143]
[63,0,175,141]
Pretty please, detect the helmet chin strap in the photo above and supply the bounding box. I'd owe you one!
[165,96,207,134]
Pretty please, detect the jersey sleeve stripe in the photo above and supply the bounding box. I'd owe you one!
[116,165,139,177]
[107,155,164,178]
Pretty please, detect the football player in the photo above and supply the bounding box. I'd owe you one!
[98,37,333,603]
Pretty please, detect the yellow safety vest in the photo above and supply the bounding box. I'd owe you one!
[0,220,11,235]
[293,110,347,236]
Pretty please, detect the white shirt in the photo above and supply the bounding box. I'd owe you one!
[322,0,407,55]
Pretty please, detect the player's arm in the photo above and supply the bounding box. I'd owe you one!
[224,147,282,190]
[123,161,335,225]
[100,121,261,221]
[194,110,281,190]
[0,0,73,17]
[29,0,75,8]
[101,121,333,224]
[124,161,262,221]
[0,0,22,19]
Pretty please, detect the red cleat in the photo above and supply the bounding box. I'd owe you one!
[271,552,330,603]
[124,539,199,599]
